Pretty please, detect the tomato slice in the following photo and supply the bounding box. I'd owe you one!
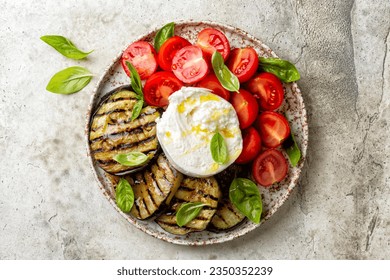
[255,111,290,148]
[171,45,209,84]
[235,127,262,164]
[230,89,259,129]
[197,73,230,100]
[157,36,191,71]
[227,48,259,83]
[121,41,158,80]
[252,149,288,187]
[143,71,183,107]
[247,72,284,111]
[196,28,230,61]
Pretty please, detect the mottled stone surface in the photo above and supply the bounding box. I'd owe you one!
[0,0,389,259]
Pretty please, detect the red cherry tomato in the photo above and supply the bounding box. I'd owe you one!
[235,127,262,164]
[143,71,183,107]
[197,73,230,100]
[121,41,158,80]
[255,111,290,148]
[247,72,284,111]
[171,45,209,83]
[157,36,191,71]
[227,48,259,83]
[196,28,230,61]
[230,89,259,129]
[252,149,288,187]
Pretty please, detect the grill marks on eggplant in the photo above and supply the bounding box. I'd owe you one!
[92,135,157,160]
[89,89,161,174]
[174,177,220,208]
[156,177,221,235]
[209,199,245,230]
[90,109,158,140]
[157,203,218,235]
[128,154,183,220]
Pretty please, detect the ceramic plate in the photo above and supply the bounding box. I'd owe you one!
[85,21,308,245]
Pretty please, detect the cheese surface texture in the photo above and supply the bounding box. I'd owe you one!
[156,87,243,177]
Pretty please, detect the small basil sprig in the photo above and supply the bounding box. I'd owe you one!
[125,61,143,96]
[229,178,262,224]
[176,202,205,227]
[259,57,300,83]
[210,132,229,164]
[154,22,175,52]
[115,178,134,213]
[211,51,240,92]
[113,151,149,167]
[40,35,93,60]
[46,66,93,94]
[131,100,144,121]
[282,132,301,167]
[125,61,144,120]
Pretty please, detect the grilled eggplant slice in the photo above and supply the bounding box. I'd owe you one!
[130,154,183,219]
[156,177,221,235]
[89,87,161,175]
[209,199,245,231]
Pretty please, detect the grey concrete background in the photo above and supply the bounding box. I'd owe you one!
[0,0,389,259]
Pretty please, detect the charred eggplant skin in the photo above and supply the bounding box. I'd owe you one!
[89,85,162,175]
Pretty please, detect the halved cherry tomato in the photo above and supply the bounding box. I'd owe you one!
[157,36,191,71]
[236,127,262,164]
[255,111,290,148]
[121,41,158,80]
[252,149,288,187]
[143,71,183,107]
[197,73,230,100]
[247,72,284,111]
[227,48,258,83]
[230,89,259,129]
[171,45,209,84]
[196,28,230,61]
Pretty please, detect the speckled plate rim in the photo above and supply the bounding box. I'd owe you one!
[85,20,308,246]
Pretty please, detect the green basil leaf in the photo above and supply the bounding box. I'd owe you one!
[125,61,143,97]
[229,178,262,224]
[46,66,93,94]
[115,178,134,213]
[211,51,240,92]
[176,202,205,227]
[282,132,301,167]
[131,99,144,121]
[154,22,175,52]
[40,35,93,60]
[113,151,149,167]
[259,57,300,83]
[210,132,229,164]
